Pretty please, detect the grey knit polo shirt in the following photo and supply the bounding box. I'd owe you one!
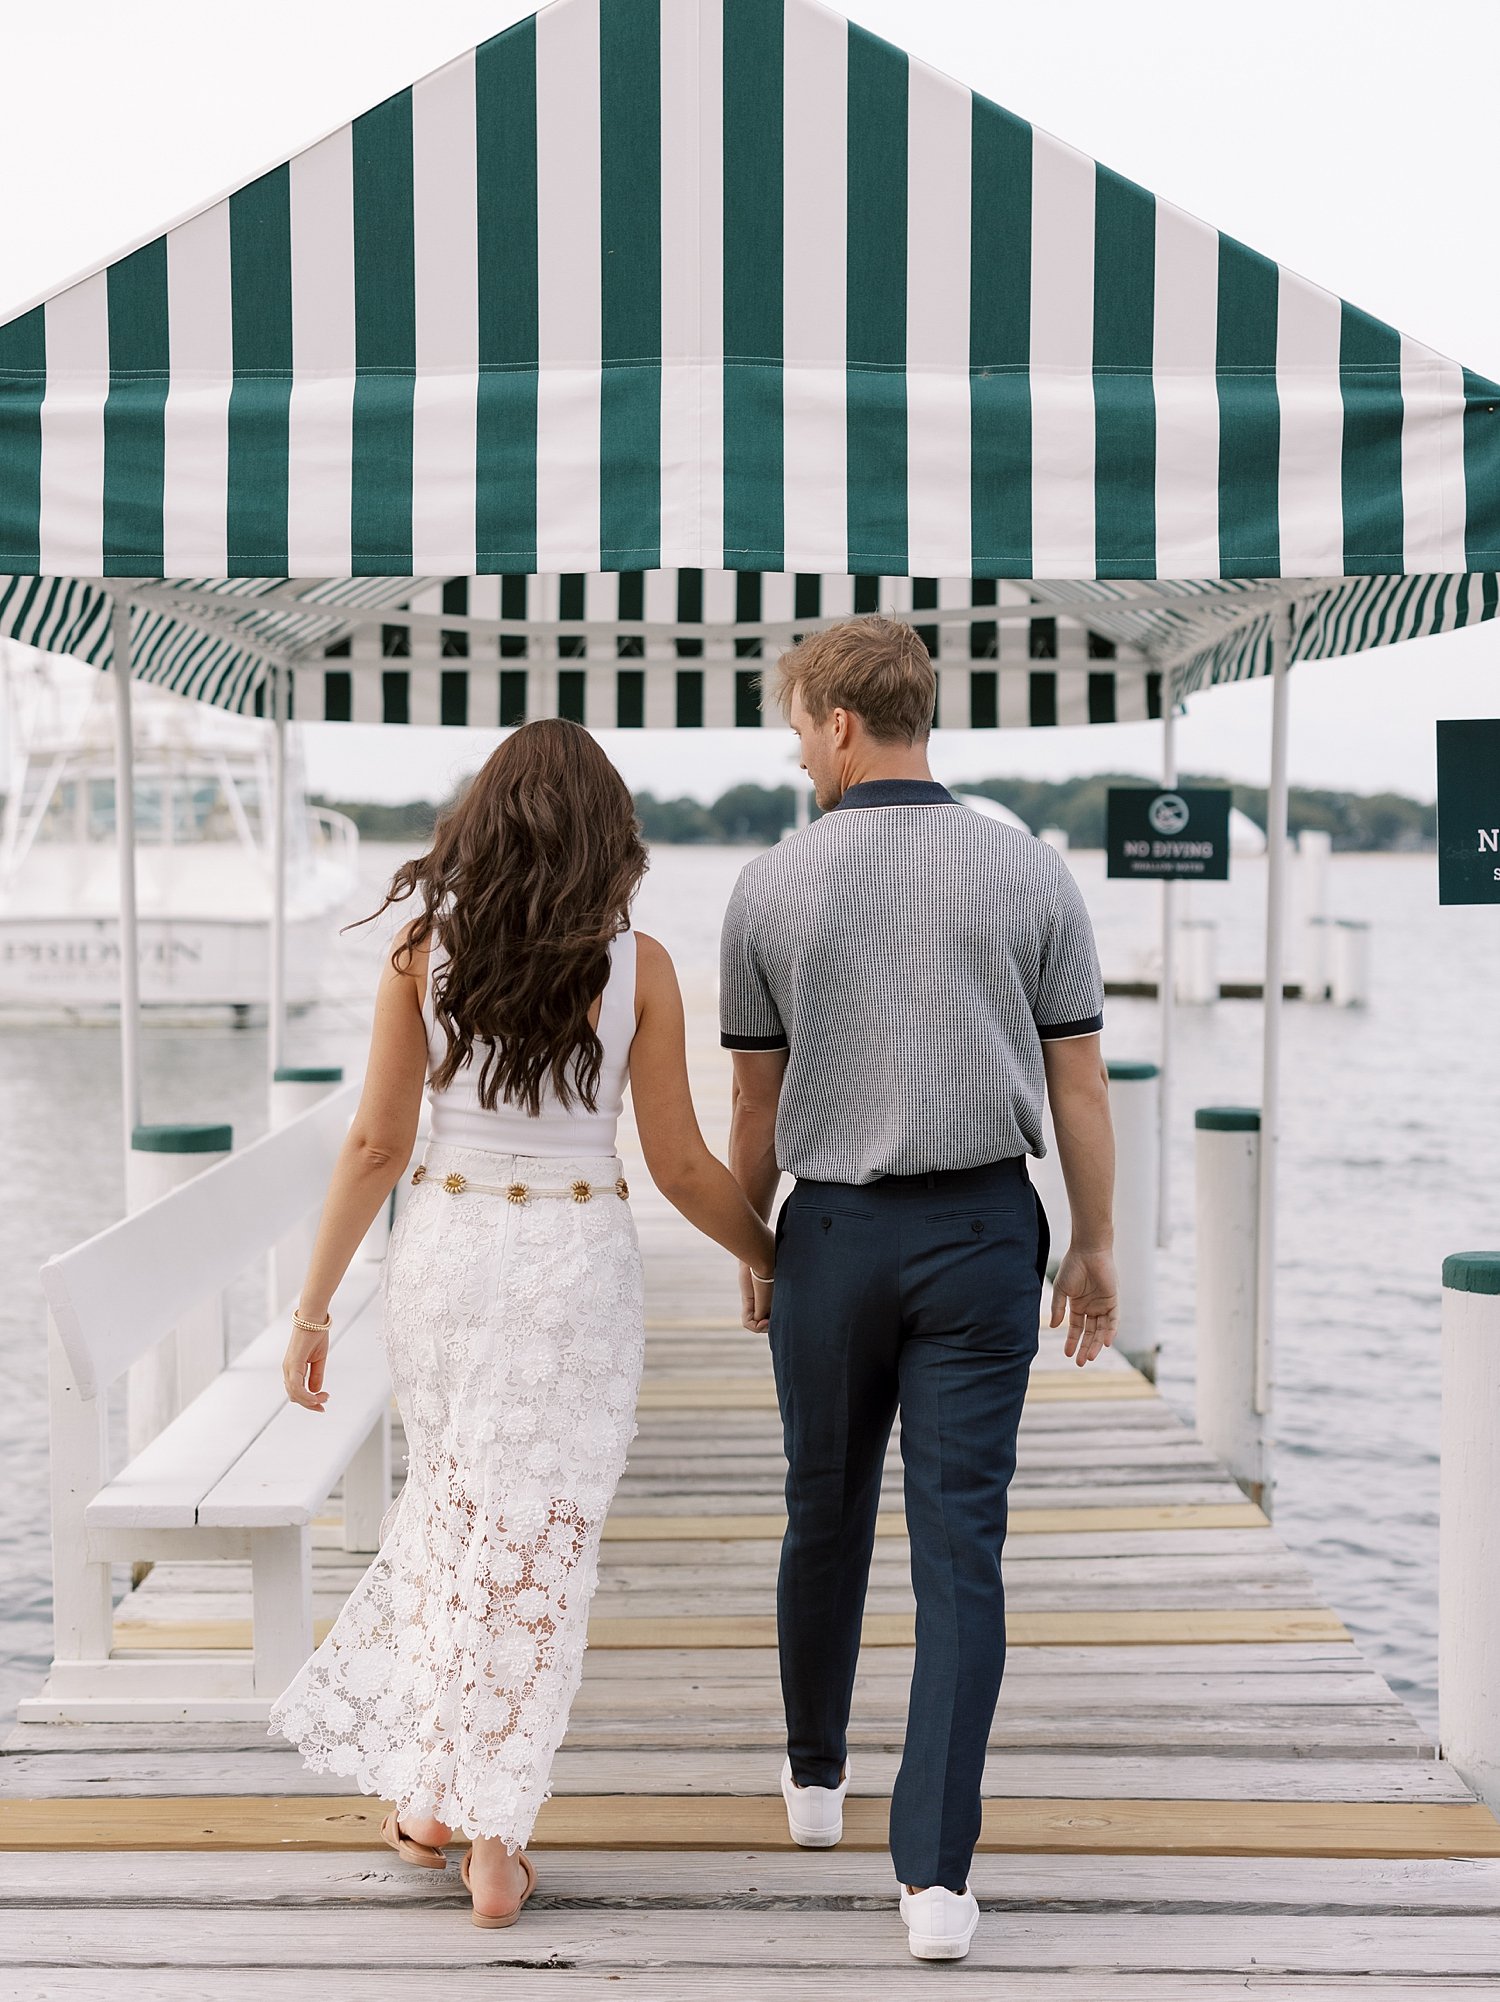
[719,779,1104,1185]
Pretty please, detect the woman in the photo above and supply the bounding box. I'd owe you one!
[270,720,776,1926]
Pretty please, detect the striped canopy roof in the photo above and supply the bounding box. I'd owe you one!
[0,0,1497,725]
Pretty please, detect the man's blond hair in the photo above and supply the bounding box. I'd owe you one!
[770,614,936,745]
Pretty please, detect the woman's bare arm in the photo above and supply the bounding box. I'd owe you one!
[628,933,777,1302]
[281,930,430,1411]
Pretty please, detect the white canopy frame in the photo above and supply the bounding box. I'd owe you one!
[99,573,1301,1479]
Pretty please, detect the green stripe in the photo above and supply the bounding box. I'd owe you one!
[1340,303,1402,573]
[599,0,661,569]
[0,305,44,569]
[970,99,1031,577]
[228,166,292,575]
[1462,369,1500,568]
[351,87,415,572]
[476,16,538,572]
[1216,235,1279,578]
[845,24,907,574]
[722,0,783,570]
[1093,166,1156,577]
[103,238,169,573]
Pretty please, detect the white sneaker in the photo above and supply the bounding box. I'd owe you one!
[780,1756,848,1847]
[899,1883,980,1961]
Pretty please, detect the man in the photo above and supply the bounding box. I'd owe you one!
[721,616,1118,1963]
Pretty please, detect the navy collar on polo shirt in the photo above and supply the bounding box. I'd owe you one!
[833,778,958,810]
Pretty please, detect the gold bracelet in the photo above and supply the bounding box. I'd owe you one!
[750,1271,775,1285]
[291,1309,331,1335]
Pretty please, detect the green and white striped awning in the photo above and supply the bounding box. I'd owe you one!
[0,572,1165,729]
[1,0,1497,723]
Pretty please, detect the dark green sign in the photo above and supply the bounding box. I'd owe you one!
[1436,719,1500,906]
[1106,787,1232,881]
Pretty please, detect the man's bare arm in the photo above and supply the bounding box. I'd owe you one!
[1040,1033,1119,1365]
[729,1049,788,1330]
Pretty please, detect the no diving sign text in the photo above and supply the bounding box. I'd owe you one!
[1106,787,1232,881]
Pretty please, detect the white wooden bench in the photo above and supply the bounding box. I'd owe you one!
[23,1082,394,1723]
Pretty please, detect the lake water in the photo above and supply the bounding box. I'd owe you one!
[2,839,1496,1731]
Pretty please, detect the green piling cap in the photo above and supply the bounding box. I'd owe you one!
[273,1065,345,1084]
[1108,1060,1160,1082]
[1442,1253,1500,1297]
[1194,1106,1261,1133]
[131,1123,233,1155]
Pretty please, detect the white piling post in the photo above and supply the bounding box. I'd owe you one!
[269,1065,346,1313]
[110,594,143,1176]
[1158,700,1178,1250]
[125,1123,232,1458]
[1298,829,1332,999]
[1439,1252,1500,1811]
[1175,919,1219,1004]
[1330,920,1370,1008]
[270,1064,346,1131]
[268,666,290,1092]
[1039,827,1069,853]
[1194,1106,1269,1510]
[1108,1060,1160,1380]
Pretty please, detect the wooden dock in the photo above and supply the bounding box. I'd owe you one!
[5,1031,1500,1995]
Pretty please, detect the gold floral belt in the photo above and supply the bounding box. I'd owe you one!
[411,1163,629,1205]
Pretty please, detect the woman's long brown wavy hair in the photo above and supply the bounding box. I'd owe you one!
[368,719,648,1116]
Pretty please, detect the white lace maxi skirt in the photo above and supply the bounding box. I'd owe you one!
[269,1140,646,1848]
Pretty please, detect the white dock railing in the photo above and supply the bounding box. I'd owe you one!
[24,1080,392,1724]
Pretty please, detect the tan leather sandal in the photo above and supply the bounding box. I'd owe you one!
[461,1846,536,1928]
[379,1809,449,1870]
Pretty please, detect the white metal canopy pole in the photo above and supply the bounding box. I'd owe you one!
[268,665,289,1084]
[1255,611,1294,1442]
[109,593,143,1170]
[1157,696,1178,1248]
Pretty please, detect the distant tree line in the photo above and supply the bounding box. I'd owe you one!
[314,776,1435,852]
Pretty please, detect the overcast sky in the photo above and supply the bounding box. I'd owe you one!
[3,0,1496,804]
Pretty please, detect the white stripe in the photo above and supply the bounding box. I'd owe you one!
[1401,338,1468,572]
[1276,271,1344,576]
[702,660,736,726]
[1152,201,1220,578]
[410,48,479,575]
[1029,132,1095,578]
[782,1,847,573]
[1054,669,1090,726]
[586,664,615,724]
[644,662,676,727]
[535,0,602,572]
[760,569,795,624]
[936,665,969,728]
[286,126,356,575]
[998,660,1032,727]
[161,204,231,571]
[38,275,109,575]
[659,0,723,569]
[905,57,972,578]
[466,662,500,725]
[408,667,442,727]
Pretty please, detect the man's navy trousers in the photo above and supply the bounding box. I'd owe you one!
[768,1155,1048,1892]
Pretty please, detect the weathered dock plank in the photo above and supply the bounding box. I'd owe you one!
[6,1048,1498,1993]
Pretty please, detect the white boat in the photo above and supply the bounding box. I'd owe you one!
[0,652,359,1015]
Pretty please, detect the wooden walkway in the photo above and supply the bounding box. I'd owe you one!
[5,1031,1500,1995]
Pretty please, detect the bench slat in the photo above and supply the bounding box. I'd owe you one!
[197,1297,391,1529]
[85,1266,382,1532]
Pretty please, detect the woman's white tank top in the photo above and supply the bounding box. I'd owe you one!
[422,929,637,1157]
